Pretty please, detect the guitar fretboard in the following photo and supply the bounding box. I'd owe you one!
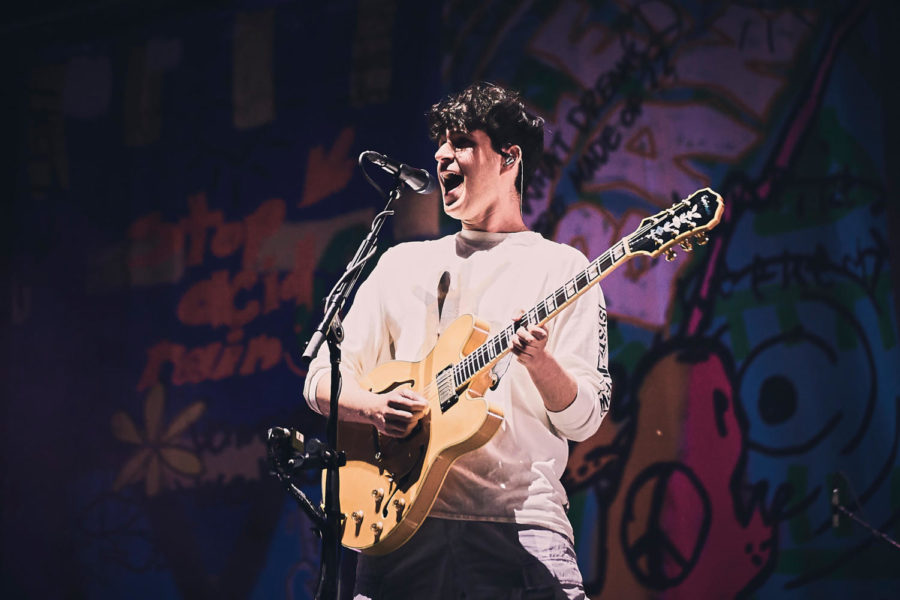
[451,239,629,389]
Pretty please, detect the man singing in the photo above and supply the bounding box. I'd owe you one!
[304,82,612,599]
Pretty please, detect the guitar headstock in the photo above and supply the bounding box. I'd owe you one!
[626,188,724,261]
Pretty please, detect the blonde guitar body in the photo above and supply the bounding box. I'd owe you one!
[336,314,504,555]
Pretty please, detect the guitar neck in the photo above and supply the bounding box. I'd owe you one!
[450,187,725,391]
[452,238,631,389]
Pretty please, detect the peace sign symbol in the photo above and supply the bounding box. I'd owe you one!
[620,462,711,589]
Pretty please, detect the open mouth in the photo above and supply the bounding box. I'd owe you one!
[442,172,464,194]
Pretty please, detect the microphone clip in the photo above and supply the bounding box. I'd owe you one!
[266,427,345,476]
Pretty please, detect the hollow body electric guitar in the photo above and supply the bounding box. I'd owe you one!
[334,188,724,555]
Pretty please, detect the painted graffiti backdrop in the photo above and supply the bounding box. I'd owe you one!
[4,0,898,598]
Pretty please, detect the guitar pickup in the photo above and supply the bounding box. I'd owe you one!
[439,393,458,412]
[436,366,458,412]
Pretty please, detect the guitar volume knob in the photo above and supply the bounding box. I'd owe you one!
[372,488,384,501]
[351,510,364,523]
[370,522,383,534]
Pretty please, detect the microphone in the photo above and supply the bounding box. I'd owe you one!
[267,426,289,440]
[361,151,435,194]
[831,487,840,528]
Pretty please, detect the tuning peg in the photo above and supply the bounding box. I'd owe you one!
[664,248,677,262]
[679,239,693,252]
[694,232,708,246]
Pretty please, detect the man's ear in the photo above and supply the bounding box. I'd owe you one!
[502,145,521,167]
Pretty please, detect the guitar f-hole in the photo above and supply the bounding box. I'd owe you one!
[383,486,400,518]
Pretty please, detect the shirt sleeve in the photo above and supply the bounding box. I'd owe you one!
[544,250,612,441]
[302,249,395,415]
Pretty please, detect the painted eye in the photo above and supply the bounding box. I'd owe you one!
[736,299,876,460]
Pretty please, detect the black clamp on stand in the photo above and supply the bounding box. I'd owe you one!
[268,152,405,600]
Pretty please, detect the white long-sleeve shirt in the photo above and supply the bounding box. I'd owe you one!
[303,229,611,541]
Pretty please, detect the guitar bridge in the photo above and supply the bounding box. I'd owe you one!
[436,366,458,412]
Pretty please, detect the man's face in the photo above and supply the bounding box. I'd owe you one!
[434,129,506,226]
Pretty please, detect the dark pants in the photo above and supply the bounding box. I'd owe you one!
[353,518,586,599]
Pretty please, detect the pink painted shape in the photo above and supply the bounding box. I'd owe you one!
[662,351,774,599]
[528,1,619,90]
[676,7,813,118]
[588,103,759,202]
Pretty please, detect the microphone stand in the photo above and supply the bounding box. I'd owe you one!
[283,172,400,600]
[831,488,900,552]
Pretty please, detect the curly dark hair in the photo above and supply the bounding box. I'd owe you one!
[427,82,545,194]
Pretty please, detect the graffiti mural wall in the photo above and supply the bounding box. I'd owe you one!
[4,0,898,598]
